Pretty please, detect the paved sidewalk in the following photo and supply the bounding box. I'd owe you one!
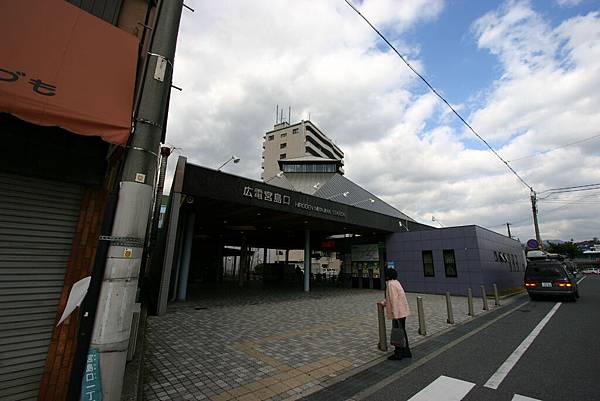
[143,287,510,401]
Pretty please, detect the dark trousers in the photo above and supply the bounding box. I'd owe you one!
[392,318,411,357]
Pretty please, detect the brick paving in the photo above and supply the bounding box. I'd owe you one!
[143,286,510,401]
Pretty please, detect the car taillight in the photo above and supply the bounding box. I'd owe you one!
[554,279,572,287]
[525,280,537,287]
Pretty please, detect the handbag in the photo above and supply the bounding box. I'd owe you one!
[390,326,407,348]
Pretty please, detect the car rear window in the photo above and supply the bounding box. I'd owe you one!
[526,262,565,278]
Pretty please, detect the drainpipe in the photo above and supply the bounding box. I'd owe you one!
[83,1,184,400]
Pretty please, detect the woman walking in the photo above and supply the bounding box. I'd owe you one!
[379,268,412,360]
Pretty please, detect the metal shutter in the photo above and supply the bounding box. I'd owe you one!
[0,172,83,400]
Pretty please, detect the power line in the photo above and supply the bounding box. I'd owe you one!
[540,186,600,198]
[540,182,600,193]
[507,133,600,163]
[343,0,533,192]
[486,193,598,229]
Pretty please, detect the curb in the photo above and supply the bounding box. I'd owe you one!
[293,291,529,401]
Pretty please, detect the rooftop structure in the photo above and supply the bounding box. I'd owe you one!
[262,120,344,181]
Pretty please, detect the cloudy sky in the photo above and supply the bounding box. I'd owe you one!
[165,0,600,242]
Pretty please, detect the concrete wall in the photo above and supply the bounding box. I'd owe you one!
[386,225,524,296]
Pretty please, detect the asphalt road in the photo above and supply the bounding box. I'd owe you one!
[363,275,600,401]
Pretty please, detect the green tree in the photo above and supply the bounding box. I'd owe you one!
[547,242,582,258]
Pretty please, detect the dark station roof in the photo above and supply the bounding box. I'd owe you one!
[172,158,430,250]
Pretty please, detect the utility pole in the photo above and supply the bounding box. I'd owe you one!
[87,1,184,400]
[506,222,512,238]
[530,190,543,249]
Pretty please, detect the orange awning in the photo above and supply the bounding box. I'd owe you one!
[0,0,138,145]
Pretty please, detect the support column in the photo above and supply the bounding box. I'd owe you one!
[177,213,195,301]
[378,243,386,290]
[238,237,247,287]
[217,240,224,284]
[304,229,311,292]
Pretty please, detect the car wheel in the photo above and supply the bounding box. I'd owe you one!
[575,290,580,299]
[529,294,537,301]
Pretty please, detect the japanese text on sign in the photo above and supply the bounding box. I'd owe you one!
[242,186,346,217]
[81,347,102,401]
[243,186,290,205]
[0,67,56,96]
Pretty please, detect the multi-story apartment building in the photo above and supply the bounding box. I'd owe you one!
[262,120,344,180]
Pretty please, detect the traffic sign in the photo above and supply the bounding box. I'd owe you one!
[526,239,539,249]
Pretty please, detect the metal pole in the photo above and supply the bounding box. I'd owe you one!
[481,285,489,311]
[304,228,310,292]
[417,296,427,335]
[467,288,474,316]
[445,292,454,324]
[506,222,512,239]
[531,190,543,249]
[145,147,171,274]
[377,303,388,351]
[176,213,195,301]
[89,1,184,399]
[493,283,500,306]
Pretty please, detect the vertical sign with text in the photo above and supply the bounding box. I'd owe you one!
[81,347,102,401]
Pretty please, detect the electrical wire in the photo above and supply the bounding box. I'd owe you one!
[539,182,600,194]
[539,186,600,198]
[507,133,600,163]
[486,192,598,229]
[343,0,533,192]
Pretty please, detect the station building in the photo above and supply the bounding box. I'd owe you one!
[152,122,525,315]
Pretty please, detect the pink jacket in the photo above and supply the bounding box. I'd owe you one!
[383,280,410,320]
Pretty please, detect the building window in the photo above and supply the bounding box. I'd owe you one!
[293,128,299,134]
[443,249,457,277]
[280,153,286,159]
[281,133,287,138]
[280,143,287,149]
[268,135,274,141]
[422,251,435,277]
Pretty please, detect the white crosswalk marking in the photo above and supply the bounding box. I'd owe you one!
[407,375,475,401]
[512,394,542,401]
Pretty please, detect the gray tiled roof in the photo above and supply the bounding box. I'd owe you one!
[283,173,337,194]
[264,170,415,222]
[313,174,415,221]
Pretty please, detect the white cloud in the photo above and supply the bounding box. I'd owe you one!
[166,0,600,241]
[556,0,583,7]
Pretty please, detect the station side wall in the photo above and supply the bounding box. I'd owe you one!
[386,226,524,296]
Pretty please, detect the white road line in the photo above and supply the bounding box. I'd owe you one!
[577,276,586,284]
[484,302,562,390]
[512,394,542,401]
[407,375,475,401]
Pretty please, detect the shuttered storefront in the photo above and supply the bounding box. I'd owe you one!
[0,172,83,400]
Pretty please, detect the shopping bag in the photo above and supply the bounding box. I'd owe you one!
[390,326,406,347]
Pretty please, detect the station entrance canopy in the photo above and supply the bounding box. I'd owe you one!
[173,158,404,249]
[0,0,138,145]
[154,157,407,314]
